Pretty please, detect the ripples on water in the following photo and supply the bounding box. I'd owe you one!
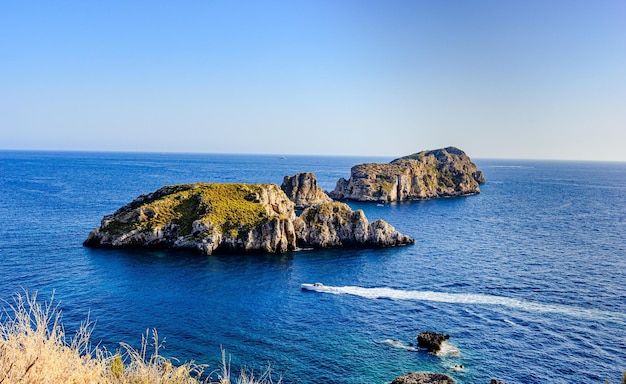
[0,152,624,383]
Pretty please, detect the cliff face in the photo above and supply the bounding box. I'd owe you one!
[84,182,413,255]
[329,147,485,202]
[281,172,333,209]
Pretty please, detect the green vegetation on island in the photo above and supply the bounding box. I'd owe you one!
[101,183,281,240]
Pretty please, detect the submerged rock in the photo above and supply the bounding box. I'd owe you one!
[84,182,413,255]
[329,147,485,202]
[280,172,332,209]
[417,331,450,354]
[390,372,456,384]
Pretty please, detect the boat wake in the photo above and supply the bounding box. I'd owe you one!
[322,286,625,323]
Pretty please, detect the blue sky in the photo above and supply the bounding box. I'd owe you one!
[1,0,625,160]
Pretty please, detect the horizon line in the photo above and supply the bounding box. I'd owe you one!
[1,147,624,164]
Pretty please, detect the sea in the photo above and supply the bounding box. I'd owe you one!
[0,151,624,384]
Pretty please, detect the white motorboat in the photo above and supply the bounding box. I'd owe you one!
[301,282,334,293]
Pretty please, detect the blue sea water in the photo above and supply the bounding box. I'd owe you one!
[0,151,624,384]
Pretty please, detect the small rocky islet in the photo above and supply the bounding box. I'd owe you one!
[330,146,485,202]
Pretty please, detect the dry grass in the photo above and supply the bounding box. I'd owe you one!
[214,349,281,384]
[0,291,280,384]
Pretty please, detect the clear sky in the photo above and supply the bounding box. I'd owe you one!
[1,1,625,161]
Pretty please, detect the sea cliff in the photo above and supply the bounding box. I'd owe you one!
[329,147,485,202]
[280,172,333,209]
[84,180,413,255]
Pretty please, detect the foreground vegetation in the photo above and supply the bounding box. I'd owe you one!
[0,292,280,384]
[2,291,623,383]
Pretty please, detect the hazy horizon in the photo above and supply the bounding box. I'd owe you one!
[4,147,626,164]
[2,1,625,162]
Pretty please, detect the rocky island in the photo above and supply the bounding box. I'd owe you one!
[329,147,485,202]
[84,174,413,255]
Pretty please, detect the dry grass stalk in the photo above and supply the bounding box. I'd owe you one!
[0,291,279,384]
[0,291,106,383]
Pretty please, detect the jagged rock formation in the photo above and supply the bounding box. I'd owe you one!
[390,372,456,384]
[329,147,485,202]
[280,172,332,209]
[417,331,450,354]
[84,182,413,255]
[298,202,413,247]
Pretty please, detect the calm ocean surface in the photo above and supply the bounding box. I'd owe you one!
[0,151,624,383]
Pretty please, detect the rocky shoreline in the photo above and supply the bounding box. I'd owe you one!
[391,372,456,384]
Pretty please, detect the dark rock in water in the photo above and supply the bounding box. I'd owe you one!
[417,331,450,353]
[280,172,332,209]
[84,182,414,255]
[390,372,455,384]
[490,380,505,384]
[329,146,485,202]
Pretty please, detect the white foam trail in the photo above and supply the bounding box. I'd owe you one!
[437,341,461,357]
[382,339,460,356]
[503,318,519,327]
[381,339,418,351]
[325,286,625,323]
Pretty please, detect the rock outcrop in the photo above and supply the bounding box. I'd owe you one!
[329,147,485,202]
[280,172,332,209]
[84,182,413,255]
[390,372,456,384]
[297,202,413,247]
[417,331,450,354]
